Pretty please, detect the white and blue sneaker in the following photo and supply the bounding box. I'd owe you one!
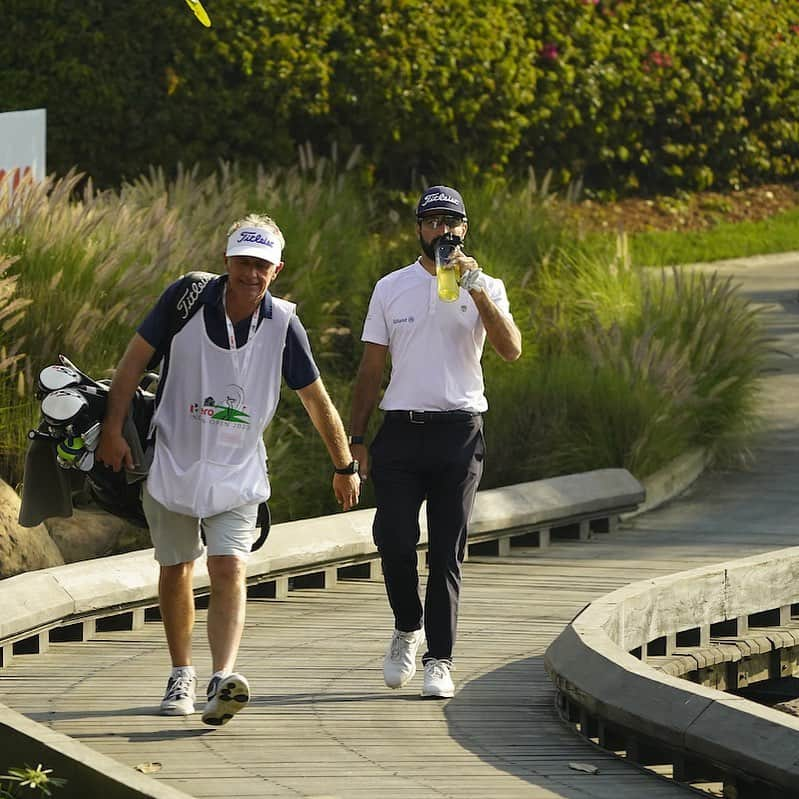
[201,672,250,726]
[159,667,196,716]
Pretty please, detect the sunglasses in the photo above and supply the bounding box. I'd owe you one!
[419,215,466,231]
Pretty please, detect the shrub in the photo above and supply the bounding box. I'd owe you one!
[518,0,799,193]
[3,1,798,193]
[481,249,767,488]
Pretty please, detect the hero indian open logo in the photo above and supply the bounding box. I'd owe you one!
[189,384,251,426]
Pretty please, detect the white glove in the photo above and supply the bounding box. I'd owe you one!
[459,267,488,293]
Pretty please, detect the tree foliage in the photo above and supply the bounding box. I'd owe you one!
[2,0,798,193]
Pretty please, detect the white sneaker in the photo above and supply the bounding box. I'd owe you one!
[422,658,455,699]
[160,668,196,715]
[383,629,424,689]
[201,672,250,726]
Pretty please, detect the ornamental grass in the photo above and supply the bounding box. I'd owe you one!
[0,165,767,523]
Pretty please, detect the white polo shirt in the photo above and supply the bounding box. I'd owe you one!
[362,260,512,413]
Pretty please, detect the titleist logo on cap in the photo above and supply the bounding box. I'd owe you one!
[236,230,275,247]
[226,226,283,263]
[420,192,459,207]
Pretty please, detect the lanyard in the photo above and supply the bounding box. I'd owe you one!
[222,283,260,378]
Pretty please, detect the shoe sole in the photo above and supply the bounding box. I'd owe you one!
[202,674,250,726]
[384,662,416,689]
[421,688,455,699]
[160,704,195,716]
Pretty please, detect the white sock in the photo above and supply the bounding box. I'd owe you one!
[171,665,195,678]
[211,669,227,681]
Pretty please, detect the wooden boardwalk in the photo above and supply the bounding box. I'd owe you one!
[3,253,799,798]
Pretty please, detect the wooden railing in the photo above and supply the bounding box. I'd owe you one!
[545,547,799,799]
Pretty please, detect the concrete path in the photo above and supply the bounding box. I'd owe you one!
[2,254,799,798]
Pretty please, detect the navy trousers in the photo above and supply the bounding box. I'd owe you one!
[370,413,485,663]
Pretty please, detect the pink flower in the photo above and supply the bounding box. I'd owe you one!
[647,50,673,68]
[540,43,559,62]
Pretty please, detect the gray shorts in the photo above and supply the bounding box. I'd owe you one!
[142,483,259,566]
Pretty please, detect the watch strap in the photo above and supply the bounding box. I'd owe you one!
[334,459,360,475]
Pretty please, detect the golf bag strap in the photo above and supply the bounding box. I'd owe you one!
[122,411,150,483]
[146,271,216,372]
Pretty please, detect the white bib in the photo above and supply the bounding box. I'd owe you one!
[146,298,294,517]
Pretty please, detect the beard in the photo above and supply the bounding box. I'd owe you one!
[418,232,463,261]
[418,232,439,260]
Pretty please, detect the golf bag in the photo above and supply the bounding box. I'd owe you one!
[25,354,156,528]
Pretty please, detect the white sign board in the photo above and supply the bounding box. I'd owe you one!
[0,108,46,188]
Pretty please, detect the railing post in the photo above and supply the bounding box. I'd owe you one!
[324,566,338,589]
[274,576,289,600]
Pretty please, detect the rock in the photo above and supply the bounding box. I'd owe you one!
[45,508,150,563]
[0,479,64,578]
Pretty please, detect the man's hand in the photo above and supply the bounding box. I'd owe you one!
[451,252,488,293]
[333,473,361,511]
[96,428,135,472]
[450,250,479,277]
[458,267,488,293]
[97,332,156,471]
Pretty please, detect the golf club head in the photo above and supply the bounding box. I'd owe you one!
[38,364,82,394]
[76,449,95,472]
[41,388,89,428]
[81,422,102,450]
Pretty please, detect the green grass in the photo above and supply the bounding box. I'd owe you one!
[603,208,799,267]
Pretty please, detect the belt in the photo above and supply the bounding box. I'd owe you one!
[385,410,481,424]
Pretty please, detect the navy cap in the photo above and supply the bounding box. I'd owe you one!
[415,185,467,219]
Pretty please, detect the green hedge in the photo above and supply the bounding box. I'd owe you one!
[2,0,799,192]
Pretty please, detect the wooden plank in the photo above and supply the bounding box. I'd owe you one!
[0,549,702,799]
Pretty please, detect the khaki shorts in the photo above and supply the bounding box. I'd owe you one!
[142,484,259,566]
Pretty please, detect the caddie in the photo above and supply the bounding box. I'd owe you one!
[97,213,360,725]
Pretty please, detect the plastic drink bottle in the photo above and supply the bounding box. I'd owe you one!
[435,234,461,302]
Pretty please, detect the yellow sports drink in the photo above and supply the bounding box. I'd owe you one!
[436,265,460,302]
[434,234,462,302]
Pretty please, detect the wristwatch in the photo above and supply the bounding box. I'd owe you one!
[334,459,360,475]
[348,435,365,445]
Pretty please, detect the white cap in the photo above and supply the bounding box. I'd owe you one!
[225,227,283,265]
